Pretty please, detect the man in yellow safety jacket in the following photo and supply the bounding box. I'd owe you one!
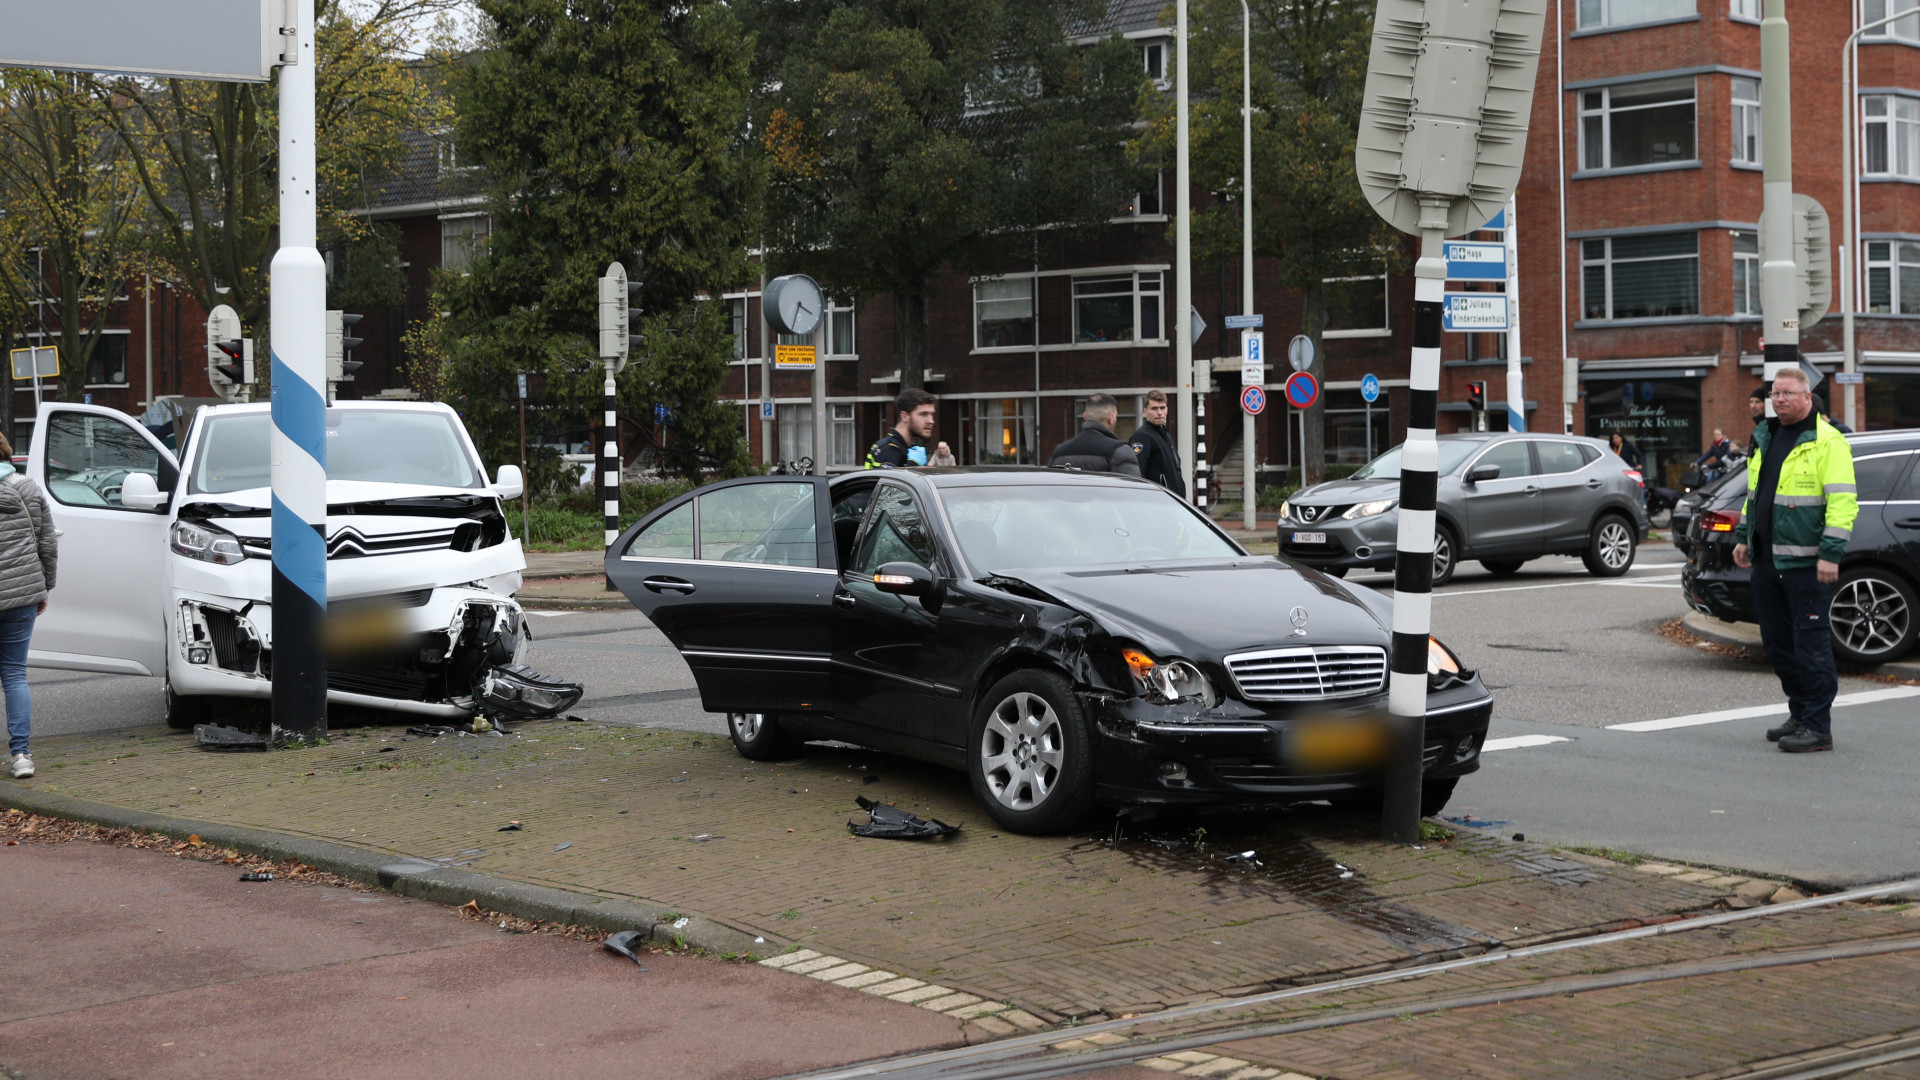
[1732,368,1858,753]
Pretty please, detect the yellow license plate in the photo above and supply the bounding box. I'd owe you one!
[1288,717,1390,771]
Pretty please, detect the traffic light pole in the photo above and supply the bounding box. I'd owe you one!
[1759,0,1799,405]
[267,0,328,743]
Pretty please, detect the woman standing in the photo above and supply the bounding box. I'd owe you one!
[1609,431,1644,472]
[0,433,57,779]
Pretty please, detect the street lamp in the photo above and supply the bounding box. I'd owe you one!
[1840,6,1909,432]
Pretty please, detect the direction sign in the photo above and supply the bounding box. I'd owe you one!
[1241,385,1267,414]
[1241,330,1266,386]
[1444,242,1508,280]
[1360,373,1381,403]
[1442,294,1510,331]
[1224,314,1265,329]
[774,343,816,371]
[1287,334,1314,372]
[1284,371,1319,410]
[1483,209,1506,230]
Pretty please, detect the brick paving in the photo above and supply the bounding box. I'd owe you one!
[4,718,1742,1028]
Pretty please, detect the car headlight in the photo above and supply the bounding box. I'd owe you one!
[170,520,247,566]
[1342,499,1397,520]
[1278,498,1293,522]
[1428,636,1467,687]
[1122,647,1219,708]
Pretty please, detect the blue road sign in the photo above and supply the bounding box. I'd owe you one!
[1284,371,1319,409]
[1444,242,1507,280]
[1360,374,1380,403]
[1224,313,1265,329]
[1483,209,1505,230]
[760,400,774,419]
[1241,384,1266,414]
[1442,294,1510,331]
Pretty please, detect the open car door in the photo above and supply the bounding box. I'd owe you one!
[27,402,179,675]
[605,476,835,713]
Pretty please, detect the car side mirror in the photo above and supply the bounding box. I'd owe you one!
[872,561,938,597]
[120,471,167,511]
[1466,464,1501,484]
[493,464,525,501]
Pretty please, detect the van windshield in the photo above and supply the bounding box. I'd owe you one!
[188,410,482,494]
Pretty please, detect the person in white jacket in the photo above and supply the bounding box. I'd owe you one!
[0,432,58,779]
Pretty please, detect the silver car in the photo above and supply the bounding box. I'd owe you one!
[1277,433,1651,584]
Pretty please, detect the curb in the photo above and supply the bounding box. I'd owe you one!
[0,781,783,961]
[519,594,627,611]
[1681,610,1920,681]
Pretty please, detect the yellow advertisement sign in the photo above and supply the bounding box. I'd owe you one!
[774,343,816,371]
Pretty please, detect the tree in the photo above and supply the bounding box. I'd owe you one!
[749,0,1146,392]
[432,0,759,489]
[1136,0,1400,486]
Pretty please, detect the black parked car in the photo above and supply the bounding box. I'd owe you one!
[606,469,1493,834]
[1682,430,1920,665]
[1671,467,1747,558]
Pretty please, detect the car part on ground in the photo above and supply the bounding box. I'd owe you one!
[848,796,961,840]
[193,724,268,750]
[472,665,584,720]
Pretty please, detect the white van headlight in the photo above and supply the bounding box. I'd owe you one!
[171,520,247,566]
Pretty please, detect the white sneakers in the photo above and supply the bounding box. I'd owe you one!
[9,754,31,779]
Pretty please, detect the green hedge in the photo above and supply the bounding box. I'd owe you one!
[514,479,695,551]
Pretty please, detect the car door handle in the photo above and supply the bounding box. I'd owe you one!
[641,577,695,595]
[1525,486,1540,497]
[833,592,857,607]
[1585,479,1603,489]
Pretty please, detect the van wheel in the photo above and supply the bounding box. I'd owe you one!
[1583,514,1637,576]
[727,712,799,760]
[164,679,212,730]
[1829,569,1919,666]
[969,670,1097,835]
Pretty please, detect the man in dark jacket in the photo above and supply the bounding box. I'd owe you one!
[1049,393,1142,476]
[1129,389,1185,495]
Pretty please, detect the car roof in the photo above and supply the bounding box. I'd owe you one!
[1847,428,1920,450]
[830,466,1159,490]
[195,399,458,418]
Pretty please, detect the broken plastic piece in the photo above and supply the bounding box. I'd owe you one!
[555,842,572,851]
[195,724,268,750]
[566,714,588,723]
[602,930,649,969]
[239,872,274,882]
[499,822,523,832]
[1223,850,1260,866]
[847,796,960,840]
[407,725,457,738]
[474,665,584,720]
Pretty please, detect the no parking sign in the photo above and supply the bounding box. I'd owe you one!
[1284,371,1319,409]
[1241,384,1266,414]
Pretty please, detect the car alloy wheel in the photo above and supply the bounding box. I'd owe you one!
[1428,523,1459,587]
[727,711,798,760]
[981,692,1064,812]
[1583,515,1636,577]
[1829,571,1918,665]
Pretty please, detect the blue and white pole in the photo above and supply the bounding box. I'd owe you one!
[1503,193,1525,433]
[268,0,328,742]
[1383,201,1449,842]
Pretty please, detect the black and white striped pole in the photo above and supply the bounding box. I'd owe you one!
[599,262,642,584]
[1194,367,1208,510]
[1355,0,1546,841]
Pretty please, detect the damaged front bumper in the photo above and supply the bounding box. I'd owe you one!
[1086,678,1494,805]
[171,585,541,719]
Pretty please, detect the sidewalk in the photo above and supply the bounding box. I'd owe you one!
[521,550,626,610]
[3,719,1754,1029]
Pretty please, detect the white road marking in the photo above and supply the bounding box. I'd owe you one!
[1430,573,1682,597]
[1607,687,1920,732]
[523,611,578,618]
[1482,734,1572,752]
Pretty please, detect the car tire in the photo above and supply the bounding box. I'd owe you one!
[164,678,212,730]
[968,670,1098,835]
[1481,560,1525,576]
[1420,777,1459,818]
[1829,568,1919,666]
[1431,523,1460,587]
[727,712,799,761]
[1582,514,1636,577]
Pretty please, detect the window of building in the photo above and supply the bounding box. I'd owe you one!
[1580,78,1696,170]
[1863,96,1920,179]
[826,298,855,356]
[729,298,749,360]
[1071,395,1141,440]
[972,397,1035,464]
[1324,389,1389,464]
[84,333,129,387]
[1125,171,1164,217]
[1582,232,1700,319]
[1577,0,1693,29]
[1867,240,1920,314]
[777,402,856,467]
[1864,0,1920,43]
[1730,0,1758,18]
[1072,272,1163,343]
[1733,231,1760,315]
[974,278,1034,348]
[433,128,470,174]
[1142,42,1165,80]
[1321,275,1389,337]
[1732,79,1760,165]
[441,214,489,273]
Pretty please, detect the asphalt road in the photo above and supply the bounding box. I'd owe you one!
[25,544,1917,887]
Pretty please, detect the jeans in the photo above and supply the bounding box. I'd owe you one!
[1749,552,1838,734]
[0,602,34,756]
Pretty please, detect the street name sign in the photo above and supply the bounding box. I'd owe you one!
[1241,331,1266,386]
[775,344,816,371]
[1443,294,1510,331]
[1833,371,1865,385]
[1224,314,1265,329]
[0,0,288,82]
[1444,242,1507,280]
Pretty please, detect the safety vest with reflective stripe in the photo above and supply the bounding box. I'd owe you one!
[1733,414,1859,568]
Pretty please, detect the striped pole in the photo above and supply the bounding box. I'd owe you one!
[1383,205,1448,842]
[603,368,619,589]
[1194,371,1209,509]
[268,0,327,742]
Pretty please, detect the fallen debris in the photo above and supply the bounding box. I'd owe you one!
[1223,850,1260,867]
[848,796,960,841]
[239,872,275,882]
[194,724,268,750]
[602,930,650,969]
[862,775,882,785]
[407,725,458,738]
[499,822,523,832]
[474,665,584,720]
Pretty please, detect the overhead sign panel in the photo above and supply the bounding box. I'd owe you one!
[1443,295,1510,331]
[1444,242,1507,280]
[0,0,284,82]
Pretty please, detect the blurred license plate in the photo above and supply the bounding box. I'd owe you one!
[325,608,406,652]
[1292,531,1327,544]
[1288,716,1389,771]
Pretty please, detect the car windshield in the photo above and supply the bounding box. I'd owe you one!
[189,410,482,494]
[1350,441,1481,480]
[940,485,1239,572]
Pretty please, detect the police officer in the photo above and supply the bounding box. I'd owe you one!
[1049,393,1141,476]
[1129,389,1185,495]
[1732,368,1858,753]
[866,388,938,469]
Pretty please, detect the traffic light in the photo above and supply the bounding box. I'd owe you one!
[205,303,251,402]
[598,261,644,375]
[1467,380,1487,411]
[326,310,365,388]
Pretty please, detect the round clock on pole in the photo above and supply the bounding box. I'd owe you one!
[764,274,824,337]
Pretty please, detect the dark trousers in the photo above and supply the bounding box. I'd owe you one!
[1749,552,1838,734]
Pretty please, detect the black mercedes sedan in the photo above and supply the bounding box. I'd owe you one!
[606,468,1493,834]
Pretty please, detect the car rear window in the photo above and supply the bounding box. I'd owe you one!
[1855,452,1916,502]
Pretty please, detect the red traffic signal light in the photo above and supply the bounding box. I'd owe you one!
[214,338,246,384]
[1467,380,1487,410]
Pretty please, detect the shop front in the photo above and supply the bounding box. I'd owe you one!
[1583,373,1703,490]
